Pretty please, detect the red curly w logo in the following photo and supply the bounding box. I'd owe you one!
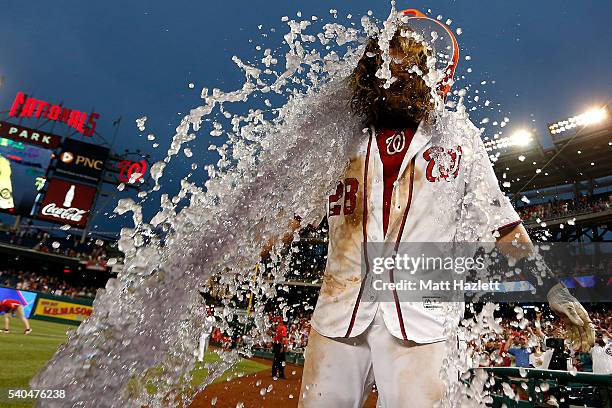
[423,146,463,182]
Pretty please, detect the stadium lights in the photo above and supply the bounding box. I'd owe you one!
[548,106,609,135]
[484,129,533,152]
[509,129,532,146]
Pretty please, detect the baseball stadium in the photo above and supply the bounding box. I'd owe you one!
[0,2,611,408]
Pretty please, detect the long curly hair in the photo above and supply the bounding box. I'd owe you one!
[349,27,434,128]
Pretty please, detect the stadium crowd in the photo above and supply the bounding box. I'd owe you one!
[464,307,612,373]
[518,193,611,224]
[0,269,98,299]
[0,226,121,267]
[209,305,612,375]
[259,314,312,352]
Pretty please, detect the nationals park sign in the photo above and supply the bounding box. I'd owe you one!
[9,92,100,137]
[0,121,62,149]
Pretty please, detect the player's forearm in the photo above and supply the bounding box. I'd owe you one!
[495,223,559,294]
[497,221,594,350]
[495,223,533,260]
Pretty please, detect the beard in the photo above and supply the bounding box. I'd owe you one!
[375,74,433,129]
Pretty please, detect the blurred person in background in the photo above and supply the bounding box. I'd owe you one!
[591,332,612,407]
[0,298,31,334]
[530,343,553,369]
[591,332,612,374]
[505,332,531,368]
[197,305,216,362]
[271,318,288,379]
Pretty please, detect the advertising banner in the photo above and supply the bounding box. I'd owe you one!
[55,138,109,183]
[0,120,62,149]
[0,287,38,318]
[0,137,52,216]
[32,296,93,323]
[37,178,97,227]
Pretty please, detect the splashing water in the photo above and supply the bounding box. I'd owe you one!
[31,10,369,408]
[31,6,508,408]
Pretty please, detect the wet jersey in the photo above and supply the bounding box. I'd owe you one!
[375,127,416,236]
[311,111,521,342]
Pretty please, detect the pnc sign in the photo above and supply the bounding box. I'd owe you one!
[9,92,99,137]
[60,151,103,170]
[54,139,109,184]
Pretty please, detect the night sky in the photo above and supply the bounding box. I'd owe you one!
[0,0,610,233]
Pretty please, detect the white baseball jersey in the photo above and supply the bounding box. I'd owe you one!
[310,110,521,342]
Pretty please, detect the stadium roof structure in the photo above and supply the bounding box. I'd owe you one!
[491,105,612,199]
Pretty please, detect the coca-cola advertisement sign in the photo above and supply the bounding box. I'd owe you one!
[37,179,96,227]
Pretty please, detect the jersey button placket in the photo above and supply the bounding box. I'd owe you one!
[364,274,376,301]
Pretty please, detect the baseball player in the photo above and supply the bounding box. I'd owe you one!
[296,10,594,407]
[197,307,215,362]
[1,298,32,334]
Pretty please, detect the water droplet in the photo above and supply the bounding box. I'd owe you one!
[135,116,147,131]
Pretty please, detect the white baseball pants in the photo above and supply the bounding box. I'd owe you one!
[198,332,210,362]
[299,308,446,408]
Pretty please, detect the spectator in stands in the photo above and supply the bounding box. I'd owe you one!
[591,332,612,407]
[0,227,121,266]
[1,269,99,299]
[575,350,593,372]
[591,332,612,374]
[529,344,553,369]
[503,332,531,368]
[518,193,611,224]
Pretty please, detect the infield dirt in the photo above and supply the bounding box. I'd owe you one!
[190,358,377,408]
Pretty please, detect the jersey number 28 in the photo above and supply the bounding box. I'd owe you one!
[328,178,358,216]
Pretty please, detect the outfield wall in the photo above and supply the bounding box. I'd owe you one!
[0,286,93,326]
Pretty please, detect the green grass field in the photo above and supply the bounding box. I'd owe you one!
[0,319,269,408]
[191,351,269,385]
[0,319,72,408]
